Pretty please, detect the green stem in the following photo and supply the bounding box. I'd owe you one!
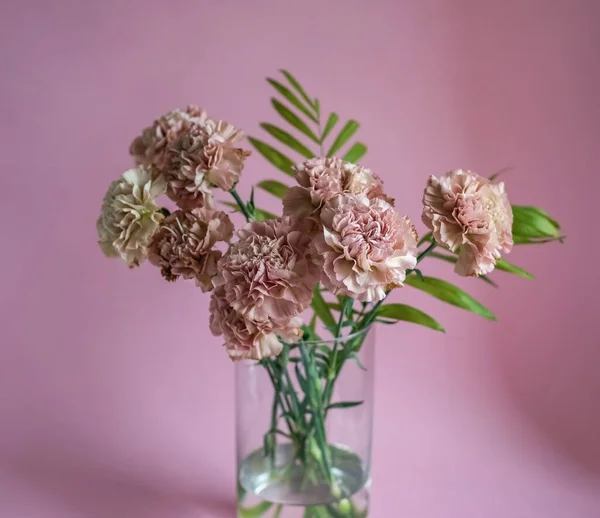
[322,297,353,409]
[417,240,437,264]
[230,188,253,221]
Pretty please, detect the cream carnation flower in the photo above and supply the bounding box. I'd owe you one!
[422,169,513,276]
[129,106,210,172]
[96,167,166,267]
[148,208,233,291]
[283,157,392,219]
[165,119,250,210]
[209,286,302,361]
[213,217,318,323]
[312,194,418,302]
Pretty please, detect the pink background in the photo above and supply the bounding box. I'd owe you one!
[1,1,599,517]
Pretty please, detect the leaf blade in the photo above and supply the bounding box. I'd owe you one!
[320,113,339,143]
[257,179,289,199]
[260,123,314,159]
[376,303,445,332]
[512,205,561,239]
[494,258,535,280]
[326,120,360,157]
[327,401,364,410]
[342,142,367,163]
[267,78,318,122]
[271,98,320,144]
[404,275,497,321]
[248,137,295,176]
[280,69,316,110]
[310,286,336,329]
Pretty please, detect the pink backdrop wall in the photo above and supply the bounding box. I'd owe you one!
[1,1,599,517]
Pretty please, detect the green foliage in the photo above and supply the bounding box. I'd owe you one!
[248,137,295,176]
[512,205,562,244]
[404,275,496,320]
[250,70,368,202]
[342,142,367,163]
[257,179,289,199]
[310,286,336,329]
[376,303,445,332]
[326,401,364,410]
[259,123,315,159]
[320,113,339,143]
[494,258,535,279]
[326,120,359,157]
[271,98,320,143]
[267,78,318,122]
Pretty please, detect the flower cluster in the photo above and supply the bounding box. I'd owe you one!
[97,108,246,289]
[98,105,514,361]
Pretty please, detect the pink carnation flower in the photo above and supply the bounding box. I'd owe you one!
[213,217,318,323]
[209,286,302,361]
[165,119,250,210]
[129,106,210,172]
[283,157,393,220]
[422,169,513,276]
[312,194,418,302]
[148,208,233,291]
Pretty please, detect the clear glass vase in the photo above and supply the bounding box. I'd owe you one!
[236,326,375,518]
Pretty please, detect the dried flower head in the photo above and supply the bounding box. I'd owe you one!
[213,217,318,323]
[283,157,393,219]
[422,169,513,276]
[312,194,418,302]
[148,208,233,291]
[96,167,166,267]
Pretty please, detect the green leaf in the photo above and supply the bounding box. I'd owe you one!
[267,78,318,122]
[260,123,314,159]
[428,252,497,287]
[513,235,565,245]
[280,69,316,110]
[257,179,289,199]
[320,113,339,143]
[512,205,560,239]
[494,258,535,279]
[326,120,360,157]
[327,401,364,410]
[376,303,445,332]
[238,501,273,518]
[404,275,497,321]
[310,286,336,329]
[248,137,295,176]
[271,98,320,144]
[221,201,277,221]
[342,142,367,163]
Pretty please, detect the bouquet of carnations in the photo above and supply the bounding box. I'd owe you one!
[96,71,562,518]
